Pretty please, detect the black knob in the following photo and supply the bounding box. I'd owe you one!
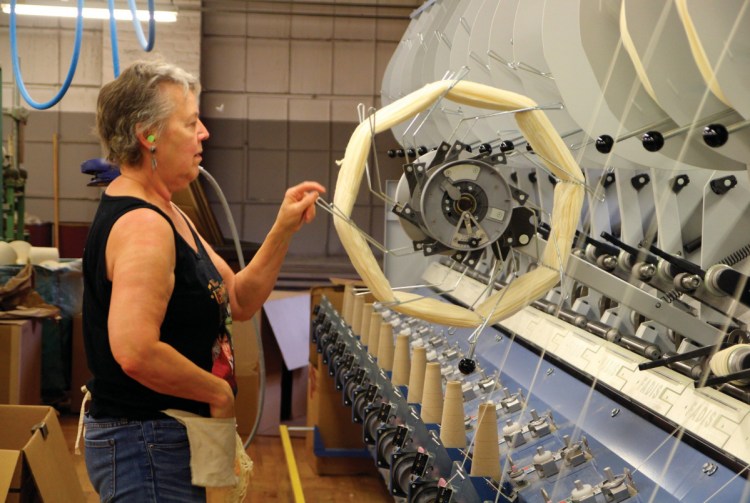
[396,149,405,158]
[671,174,690,194]
[525,143,534,153]
[464,144,473,152]
[602,173,615,188]
[417,146,428,155]
[499,140,515,152]
[478,143,492,154]
[406,148,416,157]
[528,172,537,184]
[595,134,614,154]
[710,175,738,195]
[458,358,476,375]
[631,173,651,191]
[387,149,397,158]
[510,171,518,184]
[703,124,729,148]
[642,131,664,152]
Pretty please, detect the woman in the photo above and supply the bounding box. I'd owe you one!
[82,60,325,502]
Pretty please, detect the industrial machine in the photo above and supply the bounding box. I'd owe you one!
[314,1,750,501]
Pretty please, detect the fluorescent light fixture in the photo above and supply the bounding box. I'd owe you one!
[1,2,177,22]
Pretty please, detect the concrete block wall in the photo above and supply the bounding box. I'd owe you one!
[200,1,416,257]
[1,0,416,261]
[0,0,202,229]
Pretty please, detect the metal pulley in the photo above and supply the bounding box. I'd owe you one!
[393,140,529,265]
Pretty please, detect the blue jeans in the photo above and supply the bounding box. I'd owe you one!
[84,414,206,503]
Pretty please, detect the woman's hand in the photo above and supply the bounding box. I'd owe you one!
[273,181,326,235]
[210,379,236,419]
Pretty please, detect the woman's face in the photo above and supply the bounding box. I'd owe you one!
[156,83,209,190]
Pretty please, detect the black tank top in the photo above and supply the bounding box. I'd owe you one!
[82,194,236,419]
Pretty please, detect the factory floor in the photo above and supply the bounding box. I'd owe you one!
[59,414,392,502]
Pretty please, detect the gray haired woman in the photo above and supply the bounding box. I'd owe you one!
[82,60,324,502]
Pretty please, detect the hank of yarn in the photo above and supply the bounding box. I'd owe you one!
[420,362,443,424]
[470,402,501,481]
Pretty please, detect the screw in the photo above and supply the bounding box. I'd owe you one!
[611,408,620,417]
[546,368,554,376]
[495,334,503,342]
[655,302,661,308]
[702,462,717,476]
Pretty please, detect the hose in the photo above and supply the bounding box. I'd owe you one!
[127,0,156,51]
[198,166,266,448]
[9,0,84,110]
[10,0,156,106]
[108,0,121,77]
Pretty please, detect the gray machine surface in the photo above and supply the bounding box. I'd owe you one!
[319,0,750,501]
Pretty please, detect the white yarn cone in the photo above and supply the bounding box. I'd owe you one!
[367,311,382,358]
[391,334,411,386]
[470,402,501,481]
[407,346,427,403]
[440,381,466,449]
[377,322,394,371]
[420,362,443,423]
[360,303,374,346]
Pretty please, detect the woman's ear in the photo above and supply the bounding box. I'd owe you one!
[136,127,155,149]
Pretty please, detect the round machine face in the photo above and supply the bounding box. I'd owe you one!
[419,159,513,252]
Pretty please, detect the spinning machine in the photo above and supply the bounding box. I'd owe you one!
[313,1,750,502]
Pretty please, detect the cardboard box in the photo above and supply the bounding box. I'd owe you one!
[0,405,85,502]
[0,320,42,405]
[234,293,312,438]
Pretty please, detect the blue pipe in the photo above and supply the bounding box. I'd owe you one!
[9,0,84,110]
[127,0,156,51]
[108,0,121,77]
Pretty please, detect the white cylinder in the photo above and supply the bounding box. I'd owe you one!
[0,242,18,266]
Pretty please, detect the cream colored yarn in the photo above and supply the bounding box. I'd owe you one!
[674,0,730,106]
[620,3,659,103]
[333,80,584,328]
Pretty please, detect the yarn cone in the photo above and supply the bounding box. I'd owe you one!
[377,322,394,371]
[367,311,382,358]
[351,293,365,335]
[407,346,427,403]
[440,381,466,449]
[342,283,354,324]
[391,334,411,385]
[471,402,501,481]
[360,303,374,346]
[420,362,443,423]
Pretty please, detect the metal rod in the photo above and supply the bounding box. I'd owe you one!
[659,109,736,141]
[638,345,716,370]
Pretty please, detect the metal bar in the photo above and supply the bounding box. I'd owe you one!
[517,236,725,347]
[697,369,750,389]
[638,345,716,370]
